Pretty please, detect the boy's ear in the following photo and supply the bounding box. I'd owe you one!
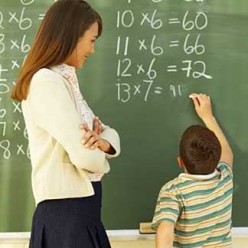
[177,156,184,169]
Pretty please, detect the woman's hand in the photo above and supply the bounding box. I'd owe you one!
[80,117,112,153]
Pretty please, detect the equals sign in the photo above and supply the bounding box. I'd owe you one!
[167,65,177,72]
[38,14,45,20]
[154,87,163,95]
[168,18,180,24]
[169,40,179,47]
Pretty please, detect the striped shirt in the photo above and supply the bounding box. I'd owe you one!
[152,162,233,248]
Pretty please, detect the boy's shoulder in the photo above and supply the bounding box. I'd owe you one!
[159,162,233,196]
[159,176,188,196]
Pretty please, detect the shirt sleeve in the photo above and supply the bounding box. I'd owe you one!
[152,186,180,230]
[217,162,233,180]
[28,69,109,173]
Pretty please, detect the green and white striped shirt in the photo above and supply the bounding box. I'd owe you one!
[152,162,233,248]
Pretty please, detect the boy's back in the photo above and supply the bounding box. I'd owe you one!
[152,162,233,247]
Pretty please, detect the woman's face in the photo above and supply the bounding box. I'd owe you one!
[65,22,99,68]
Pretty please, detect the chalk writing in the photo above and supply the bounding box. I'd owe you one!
[115,0,212,102]
[0,0,40,160]
[0,0,213,160]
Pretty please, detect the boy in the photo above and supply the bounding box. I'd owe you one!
[152,93,233,248]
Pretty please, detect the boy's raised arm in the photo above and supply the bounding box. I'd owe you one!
[190,93,233,168]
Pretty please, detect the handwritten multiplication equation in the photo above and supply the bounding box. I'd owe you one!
[115,0,212,103]
[0,0,56,159]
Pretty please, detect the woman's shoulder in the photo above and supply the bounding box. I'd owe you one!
[32,68,62,82]
[29,68,68,97]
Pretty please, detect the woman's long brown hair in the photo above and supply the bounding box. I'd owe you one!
[11,0,102,101]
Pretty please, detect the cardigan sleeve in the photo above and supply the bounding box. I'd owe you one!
[100,124,121,159]
[28,69,109,173]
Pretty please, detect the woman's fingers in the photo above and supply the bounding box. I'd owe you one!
[93,116,103,134]
[81,129,99,149]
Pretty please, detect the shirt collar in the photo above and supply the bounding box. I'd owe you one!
[178,169,219,181]
[51,63,77,84]
[57,63,75,72]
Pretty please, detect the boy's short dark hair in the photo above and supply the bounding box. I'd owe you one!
[179,125,221,175]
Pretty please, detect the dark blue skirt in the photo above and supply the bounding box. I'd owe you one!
[29,182,111,248]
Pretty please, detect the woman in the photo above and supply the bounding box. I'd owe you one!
[11,0,120,247]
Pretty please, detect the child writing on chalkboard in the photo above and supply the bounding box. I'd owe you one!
[152,93,233,248]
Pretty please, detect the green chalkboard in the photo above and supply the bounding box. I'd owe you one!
[0,0,248,231]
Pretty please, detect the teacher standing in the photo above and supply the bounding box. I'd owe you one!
[11,0,120,247]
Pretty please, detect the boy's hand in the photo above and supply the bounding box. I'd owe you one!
[189,93,213,121]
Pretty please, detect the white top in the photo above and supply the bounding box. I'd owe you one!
[53,64,103,181]
[22,68,120,204]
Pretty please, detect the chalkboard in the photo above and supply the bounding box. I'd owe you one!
[0,0,248,231]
